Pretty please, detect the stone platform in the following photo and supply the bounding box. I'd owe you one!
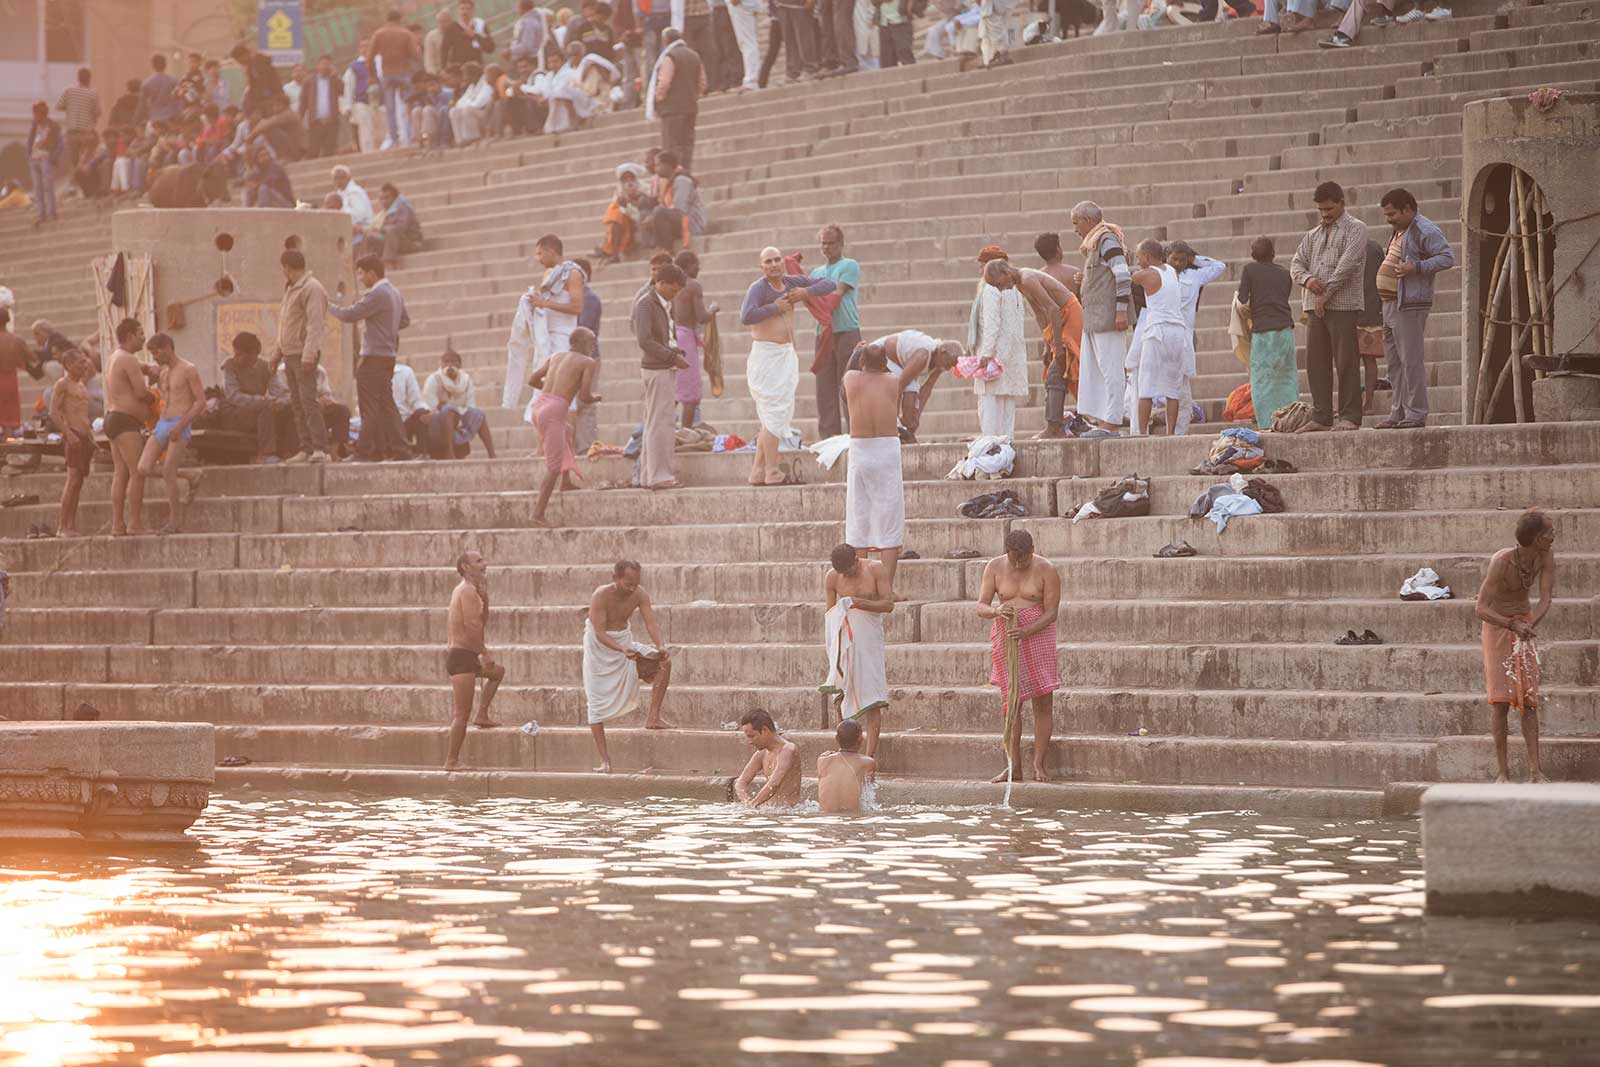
[0,723,214,846]
[1423,783,1600,917]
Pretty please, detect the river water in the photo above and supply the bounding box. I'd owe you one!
[2,797,1597,1067]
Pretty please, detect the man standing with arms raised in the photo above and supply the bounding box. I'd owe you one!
[812,224,861,439]
[272,249,333,464]
[841,340,906,599]
[739,246,836,485]
[330,255,412,462]
[1068,202,1131,433]
[104,318,157,536]
[445,549,505,771]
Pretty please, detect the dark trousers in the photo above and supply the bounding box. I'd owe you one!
[777,4,820,78]
[821,0,858,71]
[684,13,721,93]
[710,6,742,88]
[760,13,784,86]
[306,118,340,157]
[879,21,915,66]
[1306,309,1362,427]
[355,355,409,459]
[660,112,697,171]
[816,327,859,438]
[275,401,351,456]
[1045,351,1067,428]
[223,395,278,457]
[282,355,329,453]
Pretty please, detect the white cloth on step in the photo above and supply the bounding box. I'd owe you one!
[820,597,889,721]
[1400,566,1453,601]
[845,436,904,551]
[810,432,852,470]
[582,619,659,724]
[946,434,1015,480]
[747,339,799,439]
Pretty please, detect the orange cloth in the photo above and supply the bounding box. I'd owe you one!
[1041,294,1083,399]
[1222,382,1253,423]
[602,199,637,257]
[1483,617,1540,712]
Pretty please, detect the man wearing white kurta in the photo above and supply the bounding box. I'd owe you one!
[583,560,674,774]
[738,245,837,485]
[971,259,1029,439]
[504,234,585,421]
[1070,200,1132,433]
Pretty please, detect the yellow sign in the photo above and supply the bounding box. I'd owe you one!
[215,303,342,363]
[266,10,294,49]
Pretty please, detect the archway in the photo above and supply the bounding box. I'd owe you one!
[1470,164,1555,424]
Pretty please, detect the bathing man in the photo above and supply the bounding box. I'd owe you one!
[844,331,963,442]
[739,245,835,486]
[445,549,505,771]
[841,339,907,599]
[1474,509,1556,783]
[821,543,895,759]
[817,718,876,814]
[136,332,206,534]
[104,317,157,535]
[584,559,673,774]
[976,529,1060,783]
[734,709,801,808]
[527,326,601,527]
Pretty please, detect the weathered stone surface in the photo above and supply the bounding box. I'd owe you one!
[1423,783,1600,916]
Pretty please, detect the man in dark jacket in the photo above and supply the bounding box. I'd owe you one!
[633,263,687,489]
[651,29,704,171]
[232,44,284,116]
[299,54,345,157]
[1374,186,1455,429]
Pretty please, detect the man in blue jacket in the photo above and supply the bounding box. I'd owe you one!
[1374,187,1455,429]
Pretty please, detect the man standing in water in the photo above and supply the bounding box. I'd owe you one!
[584,560,673,773]
[445,549,505,771]
[841,339,905,599]
[135,333,206,534]
[739,245,835,486]
[104,318,156,536]
[817,718,875,813]
[1475,510,1556,783]
[527,327,601,527]
[734,709,801,808]
[976,529,1060,782]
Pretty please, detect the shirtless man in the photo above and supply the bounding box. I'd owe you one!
[824,543,895,757]
[976,529,1061,782]
[46,350,94,537]
[1475,510,1557,783]
[103,317,158,536]
[527,327,601,527]
[842,342,907,599]
[739,246,836,485]
[817,718,876,814]
[845,332,963,442]
[445,549,506,771]
[734,709,801,808]
[585,560,673,773]
[1033,232,1087,438]
[136,333,206,534]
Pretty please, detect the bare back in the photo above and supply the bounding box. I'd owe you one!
[105,348,151,419]
[1019,268,1073,326]
[540,349,596,402]
[1039,260,1076,290]
[671,278,703,326]
[817,750,874,813]
[843,367,899,439]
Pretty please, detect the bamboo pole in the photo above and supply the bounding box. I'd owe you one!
[1473,228,1514,423]
[1508,220,1526,424]
[1535,184,1554,364]
[1513,173,1545,382]
[1486,318,1536,417]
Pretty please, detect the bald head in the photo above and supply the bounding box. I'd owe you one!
[760,246,785,280]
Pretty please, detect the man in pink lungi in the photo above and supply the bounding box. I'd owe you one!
[671,249,718,430]
[1474,509,1556,783]
[977,529,1061,782]
[528,327,601,527]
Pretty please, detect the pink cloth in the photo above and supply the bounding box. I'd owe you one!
[532,391,576,478]
[988,604,1060,704]
[674,324,703,404]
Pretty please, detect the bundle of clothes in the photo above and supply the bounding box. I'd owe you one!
[946,435,1015,480]
[1188,472,1286,533]
[1071,474,1152,523]
[958,489,1027,519]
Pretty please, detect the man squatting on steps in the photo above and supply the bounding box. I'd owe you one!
[528,327,601,527]
[977,529,1061,783]
[740,246,836,486]
[584,560,673,774]
[1475,510,1557,784]
[445,549,505,771]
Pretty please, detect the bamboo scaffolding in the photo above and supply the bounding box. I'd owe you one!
[1473,220,1515,424]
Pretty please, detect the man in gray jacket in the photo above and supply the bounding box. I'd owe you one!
[1374,187,1454,429]
[634,263,688,489]
[331,255,412,461]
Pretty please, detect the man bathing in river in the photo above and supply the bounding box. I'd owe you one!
[584,560,673,773]
[817,718,875,814]
[136,332,206,534]
[445,549,505,771]
[1475,509,1556,784]
[734,710,801,808]
[528,326,601,527]
[977,529,1061,782]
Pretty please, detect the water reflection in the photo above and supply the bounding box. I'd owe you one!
[1,799,1597,1066]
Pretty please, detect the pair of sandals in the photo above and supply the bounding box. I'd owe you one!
[3,493,41,509]
[1335,629,1384,646]
[1154,541,1197,558]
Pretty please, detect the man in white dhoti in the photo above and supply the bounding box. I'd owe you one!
[738,245,837,486]
[1130,239,1189,436]
[584,559,674,774]
[971,258,1030,439]
[504,233,586,421]
[821,544,895,758]
[1069,201,1132,433]
[544,41,604,133]
[842,341,908,599]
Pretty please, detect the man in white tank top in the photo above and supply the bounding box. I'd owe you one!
[846,329,963,440]
[1130,239,1189,436]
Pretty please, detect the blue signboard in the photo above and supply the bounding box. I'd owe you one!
[257,0,305,65]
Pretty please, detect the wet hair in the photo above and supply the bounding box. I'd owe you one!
[115,318,143,344]
[613,559,641,578]
[147,332,174,352]
[355,255,385,277]
[1250,236,1275,263]
[1137,238,1165,261]
[1004,529,1034,559]
[280,249,306,271]
[982,258,1015,285]
[830,543,857,573]
[1380,187,1417,212]
[739,710,776,733]
[1313,180,1345,204]
[1034,232,1062,261]
[655,264,687,288]
[1515,509,1551,547]
[860,342,888,371]
[232,331,262,356]
[836,718,863,750]
[674,250,700,276]
[536,233,563,254]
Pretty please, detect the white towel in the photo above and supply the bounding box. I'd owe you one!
[504,293,536,411]
[820,598,889,721]
[845,436,905,551]
[810,432,852,470]
[582,619,659,724]
[746,339,798,440]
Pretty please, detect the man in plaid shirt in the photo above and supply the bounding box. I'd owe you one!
[1290,180,1370,431]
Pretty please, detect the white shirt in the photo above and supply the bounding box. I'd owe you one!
[339,178,374,227]
[391,362,426,418]
[455,76,493,111]
[423,367,477,410]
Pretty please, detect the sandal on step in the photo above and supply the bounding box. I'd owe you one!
[1334,629,1363,646]
[1360,629,1384,645]
[1154,541,1197,558]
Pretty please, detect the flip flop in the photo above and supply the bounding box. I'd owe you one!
[1360,629,1384,645]
[1153,541,1197,558]
[3,493,40,508]
[1334,629,1363,646]
[946,547,981,559]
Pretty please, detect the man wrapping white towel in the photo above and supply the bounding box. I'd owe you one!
[846,436,904,553]
[820,597,889,721]
[747,339,799,441]
[582,618,661,724]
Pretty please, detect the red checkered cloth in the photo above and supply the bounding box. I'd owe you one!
[988,605,1060,705]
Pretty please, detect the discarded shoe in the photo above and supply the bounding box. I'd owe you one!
[1259,458,1299,474]
[220,755,253,767]
[900,549,922,560]
[1154,541,1197,558]
[1360,629,1384,645]
[3,493,41,508]
[946,547,981,559]
[1335,629,1364,646]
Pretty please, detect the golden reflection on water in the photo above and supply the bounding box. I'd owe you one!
[0,800,1597,1066]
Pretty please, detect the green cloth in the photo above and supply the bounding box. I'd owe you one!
[814,257,860,332]
[1249,327,1299,431]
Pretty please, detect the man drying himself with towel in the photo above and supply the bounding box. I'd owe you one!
[976,529,1061,783]
[445,550,506,771]
[734,710,802,808]
[1475,509,1556,783]
[739,246,836,486]
[821,544,895,758]
[584,559,673,773]
[817,718,876,814]
[841,340,907,599]
[528,327,601,527]
[844,331,964,442]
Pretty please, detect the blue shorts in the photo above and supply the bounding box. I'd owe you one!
[151,417,192,446]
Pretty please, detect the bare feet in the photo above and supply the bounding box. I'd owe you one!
[472,718,499,729]
[1529,771,1551,783]
[126,526,148,536]
[1333,420,1360,432]
[530,517,552,528]
[1033,428,1069,440]
[649,481,680,490]
[59,528,83,538]
[185,471,204,504]
[991,766,1018,783]
[594,762,612,774]
[444,759,463,772]
[644,718,675,729]
[1033,765,1050,783]
[1494,772,1511,783]
[158,522,180,536]
[111,526,128,537]
[1295,422,1332,434]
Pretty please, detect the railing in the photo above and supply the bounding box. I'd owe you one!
[299,0,526,68]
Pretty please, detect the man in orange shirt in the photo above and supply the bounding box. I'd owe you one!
[368,9,421,149]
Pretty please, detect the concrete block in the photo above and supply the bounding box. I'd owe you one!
[1423,783,1600,916]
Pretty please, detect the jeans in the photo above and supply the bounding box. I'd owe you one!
[281,355,329,453]
[355,355,408,459]
[1306,308,1362,427]
[382,75,412,145]
[29,159,56,221]
[1263,0,1348,23]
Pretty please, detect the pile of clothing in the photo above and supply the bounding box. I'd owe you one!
[946,435,1015,480]
[959,489,1027,519]
[1188,473,1286,533]
[1192,427,1264,476]
[1400,567,1453,601]
[1072,475,1151,523]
